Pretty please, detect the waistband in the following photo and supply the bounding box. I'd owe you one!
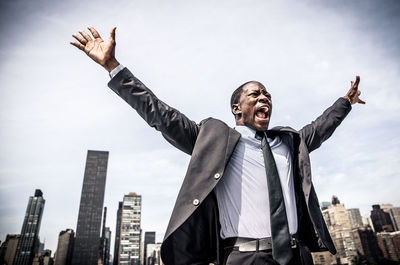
[223,235,299,252]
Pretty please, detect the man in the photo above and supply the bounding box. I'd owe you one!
[71,27,365,265]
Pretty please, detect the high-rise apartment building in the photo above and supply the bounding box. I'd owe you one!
[54,229,74,265]
[113,202,122,265]
[13,189,45,265]
[321,200,359,264]
[143,232,155,265]
[355,225,382,262]
[376,231,400,261]
[370,204,394,232]
[117,193,142,265]
[347,208,364,228]
[72,150,109,265]
[381,204,400,231]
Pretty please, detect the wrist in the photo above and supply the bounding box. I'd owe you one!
[343,96,352,105]
[103,58,120,73]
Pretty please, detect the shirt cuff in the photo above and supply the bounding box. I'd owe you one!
[109,64,125,79]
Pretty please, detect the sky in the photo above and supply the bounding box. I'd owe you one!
[1,0,399,256]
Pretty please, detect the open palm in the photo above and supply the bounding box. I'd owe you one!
[71,27,119,72]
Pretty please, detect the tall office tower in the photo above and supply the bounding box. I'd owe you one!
[113,202,122,265]
[72,150,109,265]
[347,208,364,228]
[0,234,20,265]
[118,193,142,265]
[381,204,400,231]
[143,232,155,265]
[13,189,45,265]
[370,204,394,232]
[54,229,75,265]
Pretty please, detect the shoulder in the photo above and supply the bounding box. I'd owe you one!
[269,126,299,135]
[199,117,233,130]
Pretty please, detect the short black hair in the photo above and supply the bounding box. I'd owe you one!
[230,81,252,108]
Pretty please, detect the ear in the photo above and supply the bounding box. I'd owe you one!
[232,104,242,117]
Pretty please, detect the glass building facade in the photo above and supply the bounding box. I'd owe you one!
[13,189,45,265]
[72,150,109,265]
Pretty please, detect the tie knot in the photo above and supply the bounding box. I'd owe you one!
[255,131,265,140]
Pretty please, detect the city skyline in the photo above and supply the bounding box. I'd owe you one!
[1,0,400,255]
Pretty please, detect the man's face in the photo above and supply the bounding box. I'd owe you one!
[232,82,272,132]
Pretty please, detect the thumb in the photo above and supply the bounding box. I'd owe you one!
[109,27,117,43]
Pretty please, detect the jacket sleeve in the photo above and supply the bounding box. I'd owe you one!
[107,67,199,155]
[299,97,352,153]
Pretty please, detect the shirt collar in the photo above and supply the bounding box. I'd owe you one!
[234,126,258,138]
[235,126,279,145]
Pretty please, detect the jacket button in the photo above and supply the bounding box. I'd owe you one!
[214,173,221,179]
[193,199,199,206]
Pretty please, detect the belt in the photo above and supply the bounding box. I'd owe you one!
[223,236,298,252]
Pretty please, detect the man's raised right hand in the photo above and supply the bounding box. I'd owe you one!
[70,27,119,72]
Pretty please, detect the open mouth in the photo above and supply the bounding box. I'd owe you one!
[255,106,269,120]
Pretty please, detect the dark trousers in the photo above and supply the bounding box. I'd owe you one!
[222,245,314,265]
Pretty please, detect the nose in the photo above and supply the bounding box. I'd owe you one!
[258,93,267,103]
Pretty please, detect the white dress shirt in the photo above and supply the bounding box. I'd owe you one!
[214,126,298,239]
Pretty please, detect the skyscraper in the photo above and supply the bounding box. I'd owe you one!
[54,229,74,265]
[143,232,155,265]
[370,204,394,232]
[117,193,142,265]
[13,189,45,265]
[347,208,364,228]
[72,150,109,265]
[113,202,122,265]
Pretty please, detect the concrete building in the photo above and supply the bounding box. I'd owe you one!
[72,150,109,265]
[13,189,45,265]
[322,202,358,264]
[32,249,53,265]
[117,193,142,265]
[0,234,20,265]
[353,225,382,263]
[347,208,363,229]
[54,229,74,265]
[381,204,400,231]
[376,231,400,261]
[370,204,394,232]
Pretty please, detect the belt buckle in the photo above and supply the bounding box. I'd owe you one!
[238,240,257,252]
[290,237,297,248]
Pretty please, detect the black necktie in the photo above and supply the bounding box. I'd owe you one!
[260,131,292,265]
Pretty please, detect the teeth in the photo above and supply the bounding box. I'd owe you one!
[256,111,266,119]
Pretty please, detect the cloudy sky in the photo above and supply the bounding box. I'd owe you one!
[1,0,399,255]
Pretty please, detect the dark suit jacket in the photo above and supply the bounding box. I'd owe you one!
[108,68,352,265]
